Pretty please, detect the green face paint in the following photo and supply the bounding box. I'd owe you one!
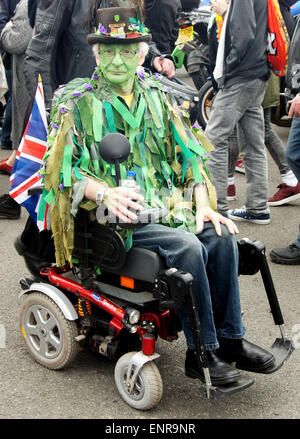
[99,43,140,95]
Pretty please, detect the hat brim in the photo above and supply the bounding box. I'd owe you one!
[87,33,152,45]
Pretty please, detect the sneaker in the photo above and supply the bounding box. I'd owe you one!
[0,194,21,219]
[226,184,236,201]
[228,206,270,224]
[270,243,300,265]
[235,159,245,174]
[0,158,12,174]
[268,182,300,206]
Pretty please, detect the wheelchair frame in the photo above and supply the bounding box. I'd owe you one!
[18,208,294,410]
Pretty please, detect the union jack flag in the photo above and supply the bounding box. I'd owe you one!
[9,78,49,231]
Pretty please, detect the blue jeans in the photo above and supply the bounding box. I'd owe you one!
[286,116,300,248]
[133,223,246,350]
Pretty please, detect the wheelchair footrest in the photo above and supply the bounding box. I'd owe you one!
[259,337,294,374]
[200,374,254,400]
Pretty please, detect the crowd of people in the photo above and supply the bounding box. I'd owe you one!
[0,0,299,384]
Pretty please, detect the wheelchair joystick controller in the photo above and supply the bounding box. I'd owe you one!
[98,133,169,228]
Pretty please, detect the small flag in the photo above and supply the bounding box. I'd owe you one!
[9,76,48,230]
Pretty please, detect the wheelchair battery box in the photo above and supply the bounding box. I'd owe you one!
[154,268,194,309]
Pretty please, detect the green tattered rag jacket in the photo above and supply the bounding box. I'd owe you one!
[40,73,217,267]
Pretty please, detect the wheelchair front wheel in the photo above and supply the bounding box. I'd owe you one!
[19,292,80,370]
[114,351,163,410]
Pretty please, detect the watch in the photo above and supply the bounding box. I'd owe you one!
[95,187,108,206]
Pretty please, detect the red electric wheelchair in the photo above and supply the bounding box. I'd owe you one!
[18,133,294,410]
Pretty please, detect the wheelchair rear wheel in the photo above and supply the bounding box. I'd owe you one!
[19,292,80,370]
[114,351,163,410]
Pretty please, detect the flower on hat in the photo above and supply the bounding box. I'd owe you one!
[97,24,108,35]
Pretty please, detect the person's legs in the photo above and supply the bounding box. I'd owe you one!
[286,116,300,181]
[133,223,274,374]
[228,125,240,179]
[286,116,300,218]
[205,85,240,214]
[205,79,268,216]
[270,116,300,264]
[133,223,220,350]
[264,107,290,175]
[236,79,269,215]
[133,222,245,385]
[227,125,240,200]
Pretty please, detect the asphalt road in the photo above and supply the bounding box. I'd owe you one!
[0,70,299,423]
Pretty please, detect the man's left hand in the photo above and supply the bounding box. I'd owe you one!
[288,93,300,118]
[196,206,239,236]
[153,57,176,79]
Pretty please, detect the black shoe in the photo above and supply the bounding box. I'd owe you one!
[217,338,275,372]
[185,348,241,386]
[0,194,21,219]
[1,143,12,150]
[270,244,300,265]
[14,236,50,280]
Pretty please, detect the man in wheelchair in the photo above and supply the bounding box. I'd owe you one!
[17,6,275,387]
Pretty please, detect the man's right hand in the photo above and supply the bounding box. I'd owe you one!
[102,186,144,223]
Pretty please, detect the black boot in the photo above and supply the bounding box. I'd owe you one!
[185,348,241,386]
[0,194,21,219]
[217,338,275,372]
[14,236,51,281]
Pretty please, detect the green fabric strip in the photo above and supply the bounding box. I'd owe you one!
[77,97,93,136]
[112,97,138,130]
[136,131,147,165]
[62,144,73,187]
[104,101,117,133]
[187,138,206,156]
[80,138,91,173]
[171,121,193,159]
[120,163,127,182]
[135,96,146,128]
[92,96,103,142]
[124,233,133,252]
[74,154,84,180]
[44,188,56,205]
[150,90,164,127]
[190,155,203,183]
[171,121,193,183]
[37,188,48,221]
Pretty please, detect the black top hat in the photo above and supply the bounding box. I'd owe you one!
[87,7,152,45]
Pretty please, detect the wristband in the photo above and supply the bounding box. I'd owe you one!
[95,187,108,206]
